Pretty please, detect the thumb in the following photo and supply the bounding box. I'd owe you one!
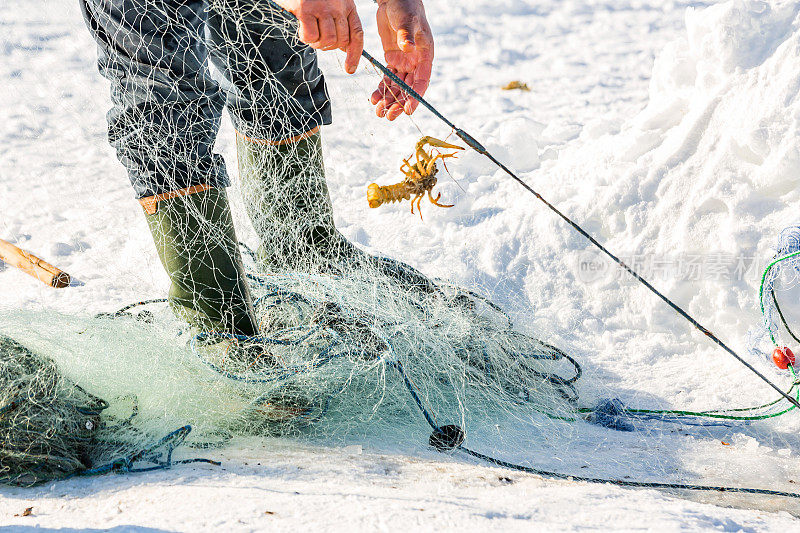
[396,26,415,52]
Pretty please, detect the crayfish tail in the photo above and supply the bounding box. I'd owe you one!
[367,181,412,209]
[367,183,384,208]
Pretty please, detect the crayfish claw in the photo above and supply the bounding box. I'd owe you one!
[417,136,465,152]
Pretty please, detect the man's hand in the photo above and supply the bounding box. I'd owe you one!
[370,0,434,121]
[275,0,364,74]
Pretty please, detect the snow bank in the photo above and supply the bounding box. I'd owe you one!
[603,0,800,249]
[527,0,800,361]
[625,0,800,193]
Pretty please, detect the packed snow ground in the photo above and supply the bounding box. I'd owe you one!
[3,0,800,530]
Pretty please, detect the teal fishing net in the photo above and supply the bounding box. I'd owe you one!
[0,335,102,486]
[0,255,582,485]
[0,333,215,487]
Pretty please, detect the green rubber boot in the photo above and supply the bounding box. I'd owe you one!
[236,131,358,273]
[236,131,437,292]
[144,187,259,337]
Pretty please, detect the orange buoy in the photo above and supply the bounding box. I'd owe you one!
[772,347,796,370]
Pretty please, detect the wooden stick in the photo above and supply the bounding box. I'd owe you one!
[0,238,72,288]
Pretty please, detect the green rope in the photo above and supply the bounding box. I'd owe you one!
[772,289,800,344]
[577,367,799,422]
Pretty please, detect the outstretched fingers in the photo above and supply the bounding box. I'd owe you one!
[345,10,364,74]
[372,1,435,120]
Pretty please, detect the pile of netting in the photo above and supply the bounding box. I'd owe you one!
[0,334,103,485]
[225,248,582,434]
[6,236,800,490]
[0,253,584,486]
[0,334,211,486]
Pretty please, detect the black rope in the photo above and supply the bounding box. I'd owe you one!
[390,360,800,499]
[458,446,800,499]
[96,298,168,320]
[771,289,800,345]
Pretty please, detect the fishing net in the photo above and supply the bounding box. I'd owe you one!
[759,224,800,350]
[0,259,582,485]
[0,333,205,486]
[6,0,800,502]
[0,335,102,486]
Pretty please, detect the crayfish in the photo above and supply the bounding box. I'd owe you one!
[367,136,464,219]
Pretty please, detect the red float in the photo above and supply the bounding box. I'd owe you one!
[772,347,796,370]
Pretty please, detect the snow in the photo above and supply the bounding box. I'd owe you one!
[4,440,799,532]
[3,0,800,530]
